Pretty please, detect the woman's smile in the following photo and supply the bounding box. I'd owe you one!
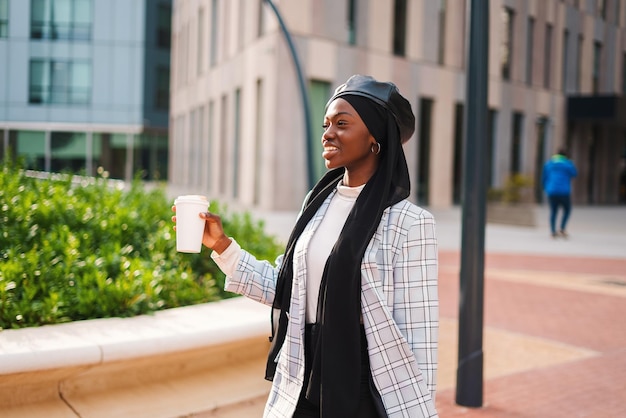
[322,143,339,159]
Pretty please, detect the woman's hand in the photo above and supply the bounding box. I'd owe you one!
[171,206,232,253]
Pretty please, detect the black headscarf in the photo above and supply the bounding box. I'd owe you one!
[265,75,415,417]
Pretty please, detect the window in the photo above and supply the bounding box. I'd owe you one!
[510,112,524,175]
[309,80,331,181]
[587,126,599,204]
[198,105,207,187]
[219,94,228,194]
[155,66,170,110]
[597,0,607,19]
[233,89,241,198]
[183,23,190,84]
[210,0,218,66]
[487,109,497,187]
[593,41,602,93]
[175,115,187,183]
[347,0,357,45]
[451,105,497,204]
[0,0,8,38]
[501,7,515,80]
[622,52,626,95]
[544,24,553,89]
[257,0,265,38]
[253,81,262,204]
[393,0,407,56]
[438,0,447,65]
[157,3,172,49]
[237,0,244,50]
[197,8,204,75]
[93,133,130,180]
[534,117,548,203]
[29,59,91,105]
[417,98,433,205]
[208,100,214,192]
[577,34,583,92]
[562,30,569,91]
[452,103,463,204]
[1,131,16,163]
[132,133,168,181]
[30,0,92,41]
[15,131,46,171]
[189,110,197,185]
[526,17,534,85]
[192,108,202,187]
[50,131,86,173]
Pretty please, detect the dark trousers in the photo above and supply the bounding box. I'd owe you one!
[293,324,385,418]
[548,194,572,234]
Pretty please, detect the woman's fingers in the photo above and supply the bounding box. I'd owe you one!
[200,211,220,222]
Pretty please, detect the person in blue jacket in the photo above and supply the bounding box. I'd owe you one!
[542,149,578,238]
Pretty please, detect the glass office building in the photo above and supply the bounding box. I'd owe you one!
[0,0,172,181]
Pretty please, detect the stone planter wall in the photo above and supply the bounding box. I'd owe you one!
[0,298,271,418]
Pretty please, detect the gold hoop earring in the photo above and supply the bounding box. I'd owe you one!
[371,142,381,155]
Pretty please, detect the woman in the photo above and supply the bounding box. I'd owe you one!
[174,75,438,417]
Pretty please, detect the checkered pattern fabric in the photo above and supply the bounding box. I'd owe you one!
[223,195,438,418]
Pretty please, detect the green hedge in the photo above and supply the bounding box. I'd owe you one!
[0,160,283,329]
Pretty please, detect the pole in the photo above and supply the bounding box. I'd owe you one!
[456,0,489,407]
[264,0,315,189]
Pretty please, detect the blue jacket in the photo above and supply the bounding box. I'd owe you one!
[542,154,577,196]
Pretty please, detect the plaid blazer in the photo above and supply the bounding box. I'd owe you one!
[222,193,439,418]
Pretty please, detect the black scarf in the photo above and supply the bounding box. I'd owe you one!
[265,95,411,417]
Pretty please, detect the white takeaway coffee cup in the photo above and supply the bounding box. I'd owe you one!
[174,195,209,253]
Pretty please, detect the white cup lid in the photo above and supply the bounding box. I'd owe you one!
[175,195,208,205]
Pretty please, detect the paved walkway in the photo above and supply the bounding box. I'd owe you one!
[196,204,626,417]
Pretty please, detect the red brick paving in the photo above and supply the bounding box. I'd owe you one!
[439,251,626,276]
[437,351,626,417]
[437,250,626,417]
[193,250,626,417]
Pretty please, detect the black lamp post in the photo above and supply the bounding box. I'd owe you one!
[456,0,489,408]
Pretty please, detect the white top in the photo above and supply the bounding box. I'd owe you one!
[304,181,364,322]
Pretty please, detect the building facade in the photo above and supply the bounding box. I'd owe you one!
[169,0,626,210]
[0,0,172,181]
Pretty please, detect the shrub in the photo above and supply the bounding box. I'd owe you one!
[0,160,283,329]
[487,174,534,203]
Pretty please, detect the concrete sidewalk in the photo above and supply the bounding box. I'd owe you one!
[197,204,626,417]
[430,205,626,259]
[257,204,626,259]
